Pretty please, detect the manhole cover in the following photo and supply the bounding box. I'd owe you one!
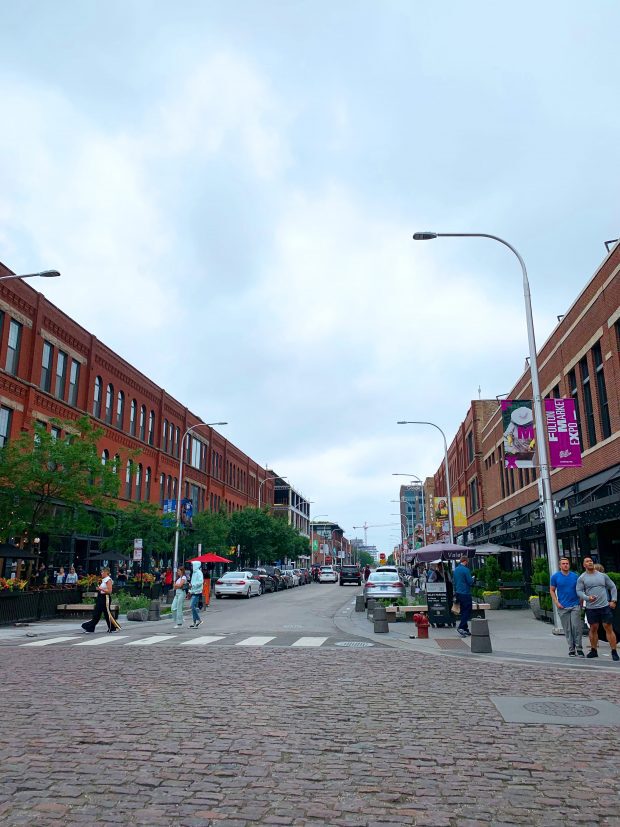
[523,701,600,718]
[335,641,374,648]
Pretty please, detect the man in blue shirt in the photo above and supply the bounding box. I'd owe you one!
[550,557,584,657]
[453,555,474,637]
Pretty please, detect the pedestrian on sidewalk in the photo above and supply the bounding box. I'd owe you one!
[453,555,473,637]
[550,557,584,657]
[171,566,187,628]
[189,561,204,629]
[81,567,122,634]
[577,557,618,661]
[162,566,173,598]
[363,565,371,582]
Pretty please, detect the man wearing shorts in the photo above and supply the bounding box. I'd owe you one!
[576,557,618,661]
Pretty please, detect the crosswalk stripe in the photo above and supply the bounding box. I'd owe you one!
[235,636,275,646]
[73,635,129,646]
[179,635,225,646]
[125,635,173,646]
[291,637,328,647]
[21,636,77,647]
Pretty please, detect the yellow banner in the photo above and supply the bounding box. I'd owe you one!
[452,497,467,527]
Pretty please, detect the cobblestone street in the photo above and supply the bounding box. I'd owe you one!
[3,645,620,826]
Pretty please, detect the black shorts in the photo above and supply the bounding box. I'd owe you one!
[585,606,614,625]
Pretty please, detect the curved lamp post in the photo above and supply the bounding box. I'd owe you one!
[258,475,287,509]
[0,270,61,283]
[412,231,561,630]
[392,473,428,546]
[173,421,227,575]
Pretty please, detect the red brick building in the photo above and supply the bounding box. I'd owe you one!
[433,242,620,575]
[0,261,275,567]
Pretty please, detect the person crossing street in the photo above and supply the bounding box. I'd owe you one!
[81,567,121,634]
[189,561,204,629]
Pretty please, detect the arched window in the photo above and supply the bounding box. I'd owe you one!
[135,463,142,502]
[159,473,165,505]
[167,475,172,500]
[175,427,180,457]
[125,460,132,499]
[93,376,102,418]
[172,477,177,499]
[145,467,152,501]
[129,400,137,436]
[148,410,155,445]
[162,419,168,452]
[101,449,109,465]
[105,383,114,424]
[116,391,125,429]
[139,405,146,441]
[113,454,120,474]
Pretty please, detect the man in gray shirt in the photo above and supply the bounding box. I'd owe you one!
[576,557,618,661]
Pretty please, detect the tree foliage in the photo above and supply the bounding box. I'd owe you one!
[0,417,120,546]
[184,507,231,558]
[102,502,172,560]
[357,550,375,567]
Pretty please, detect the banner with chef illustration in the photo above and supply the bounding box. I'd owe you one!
[501,400,535,468]
[545,398,582,467]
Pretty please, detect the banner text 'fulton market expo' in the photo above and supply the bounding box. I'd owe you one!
[545,398,582,468]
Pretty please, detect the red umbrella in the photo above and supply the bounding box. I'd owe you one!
[187,552,232,564]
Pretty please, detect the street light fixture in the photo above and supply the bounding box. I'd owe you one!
[393,473,428,547]
[173,421,228,576]
[258,475,287,509]
[412,230,562,630]
[0,270,61,283]
[397,421,454,543]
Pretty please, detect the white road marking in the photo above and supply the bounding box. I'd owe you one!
[179,635,225,646]
[291,637,328,647]
[73,635,129,646]
[125,635,174,646]
[235,636,275,646]
[21,636,77,647]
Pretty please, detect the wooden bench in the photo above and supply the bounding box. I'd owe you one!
[384,603,491,622]
[57,603,120,620]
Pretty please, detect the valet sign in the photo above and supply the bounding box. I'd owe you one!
[545,399,582,468]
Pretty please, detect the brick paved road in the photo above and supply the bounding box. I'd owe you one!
[2,646,620,827]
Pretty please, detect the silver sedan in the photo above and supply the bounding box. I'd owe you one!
[363,572,406,607]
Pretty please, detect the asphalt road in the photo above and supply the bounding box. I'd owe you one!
[3,582,620,826]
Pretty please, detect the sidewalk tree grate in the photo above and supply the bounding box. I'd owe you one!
[335,641,374,648]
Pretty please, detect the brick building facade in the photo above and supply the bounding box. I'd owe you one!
[0,261,275,568]
[433,242,620,576]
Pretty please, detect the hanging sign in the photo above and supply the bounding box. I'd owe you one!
[545,398,582,467]
[502,400,535,468]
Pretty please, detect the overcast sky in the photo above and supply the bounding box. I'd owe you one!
[1,1,619,553]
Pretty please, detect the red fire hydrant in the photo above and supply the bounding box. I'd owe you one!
[413,612,430,639]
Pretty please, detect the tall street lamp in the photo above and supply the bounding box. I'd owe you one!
[392,473,428,546]
[258,475,287,509]
[412,231,561,629]
[0,270,61,283]
[397,420,454,543]
[173,421,228,575]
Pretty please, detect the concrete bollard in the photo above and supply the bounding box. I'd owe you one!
[355,595,365,612]
[470,618,492,653]
[366,599,377,619]
[147,600,160,621]
[127,608,148,622]
[373,605,388,633]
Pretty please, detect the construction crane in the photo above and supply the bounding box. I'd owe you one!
[352,522,399,547]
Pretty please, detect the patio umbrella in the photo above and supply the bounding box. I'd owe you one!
[0,543,38,560]
[90,551,132,562]
[412,542,474,564]
[474,542,524,556]
[187,552,231,564]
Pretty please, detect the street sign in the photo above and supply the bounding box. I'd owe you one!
[133,538,143,562]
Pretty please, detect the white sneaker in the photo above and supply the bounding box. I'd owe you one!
[174,624,183,628]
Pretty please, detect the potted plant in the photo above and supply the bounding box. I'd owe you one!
[483,590,501,610]
[529,594,542,619]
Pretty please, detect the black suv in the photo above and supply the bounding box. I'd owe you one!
[339,565,362,586]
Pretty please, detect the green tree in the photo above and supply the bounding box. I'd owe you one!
[0,416,120,548]
[187,507,231,558]
[228,508,274,566]
[102,502,173,566]
[358,550,375,567]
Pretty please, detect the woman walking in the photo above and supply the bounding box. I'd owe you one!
[171,566,187,628]
[81,567,121,634]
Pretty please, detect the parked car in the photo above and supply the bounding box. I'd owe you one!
[264,566,286,591]
[248,568,277,593]
[214,571,262,599]
[298,568,311,584]
[363,571,406,607]
[283,569,300,586]
[318,565,338,583]
[339,564,362,586]
[279,570,294,589]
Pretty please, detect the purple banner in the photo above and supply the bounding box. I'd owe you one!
[545,398,582,468]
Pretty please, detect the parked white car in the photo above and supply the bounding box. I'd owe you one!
[214,571,262,599]
[318,566,338,583]
[282,569,300,586]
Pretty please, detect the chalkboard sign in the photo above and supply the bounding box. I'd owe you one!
[426,582,452,625]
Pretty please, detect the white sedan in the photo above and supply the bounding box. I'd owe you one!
[318,566,338,583]
[214,571,262,599]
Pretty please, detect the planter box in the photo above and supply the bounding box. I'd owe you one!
[0,588,83,626]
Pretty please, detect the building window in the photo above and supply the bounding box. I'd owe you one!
[190,437,203,469]
[104,384,114,424]
[592,343,611,439]
[167,475,172,500]
[0,406,13,447]
[175,427,180,457]
[68,360,80,406]
[579,356,597,448]
[139,405,146,441]
[125,460,133,499]
[159,473,165,505]
[40,341,54,392]
[5,320,22,376]
[162,419,168,452]
[93,376,103,418]
[145,467,151,501]
[113,454,120,475]
[135,464,142,502]
[50,426,61,441]
[568,369,583,450]
[466,431,474,464]
[55,350,67,399]
[101,449,109,465]
[129,399,137,436]
[116,391,125,429]
[148,410,155,445]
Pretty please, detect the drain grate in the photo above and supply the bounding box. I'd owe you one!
[523,701,599,717]
[491,696,620,726]
[335,641,374,648]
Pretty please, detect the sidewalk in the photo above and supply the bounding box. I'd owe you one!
[335,601,620,671]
